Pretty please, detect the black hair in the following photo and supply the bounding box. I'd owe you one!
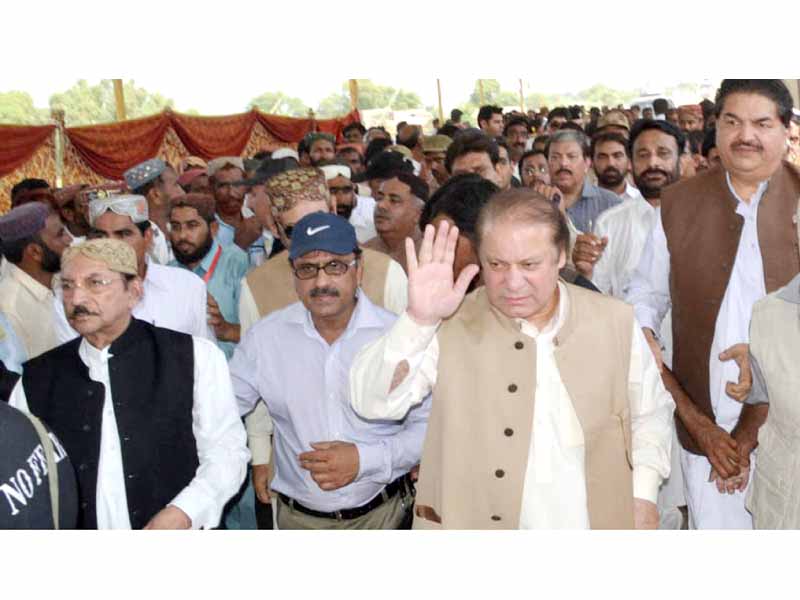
[495,137,511,156]
[686,130,706,155]
[519,149,546,165]
[701,127,717,158]
[590,131,631,159]
[393,172,430,203]
[10,179,50,206]
[560,122,585,133]
[450,109,464,123]
[420,173,499,240]
[364,138,393,166]
[437,123,460,139]
[343,122,367,136]
[714,79,794,128]
[398,126,421,151]
[336,147,365,165]
[628,119,686,156]
[252,151,273,161]
[653,98,669,115]
[478,105,503,126]
[547,107,570,121]
[0,234,38,265]
[445,131,501,173]
[503,116,532,136]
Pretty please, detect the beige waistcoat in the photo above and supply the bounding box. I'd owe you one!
[246,248,390,317]
[414,283,636,530]
[747,290,800,529]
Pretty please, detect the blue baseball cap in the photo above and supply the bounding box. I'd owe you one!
[288,212,359,261]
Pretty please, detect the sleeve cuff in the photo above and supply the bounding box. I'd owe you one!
[633,466,663,504]
[385,311,439,360]
[169,488,212,530]
[356,441,390,484]
[634,306,661,338]
[248,433,272,466]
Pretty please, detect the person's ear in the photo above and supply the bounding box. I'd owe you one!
[25,241,43,266]
[210,220,219,238]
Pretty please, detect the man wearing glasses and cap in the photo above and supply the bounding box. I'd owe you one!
[238,167,408,520]
[10,239,248,529]
[230,213,428,529]
[54,194,214,344]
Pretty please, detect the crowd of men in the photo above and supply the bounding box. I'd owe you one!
[2,79,800,530]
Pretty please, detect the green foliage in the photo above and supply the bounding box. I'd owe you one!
[49,79,174,126]
[248,91,309,117]
[316,79,422,118]
[0,91,49,125]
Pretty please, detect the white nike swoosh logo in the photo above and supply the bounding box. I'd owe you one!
[307,226,331,236]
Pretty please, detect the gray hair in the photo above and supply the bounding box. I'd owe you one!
[547,129,590,159]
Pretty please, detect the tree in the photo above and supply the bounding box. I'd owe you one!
[248,91,309,117]
[0,91,49,125]
[49,79,174,126]
[316,80,422,118]
[468,79,518,108]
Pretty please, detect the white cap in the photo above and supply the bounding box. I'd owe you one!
[272,148,300,161]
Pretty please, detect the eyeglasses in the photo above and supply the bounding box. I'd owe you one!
[60,276,125,295]
[292,259,358,280]
[523,165,549,175]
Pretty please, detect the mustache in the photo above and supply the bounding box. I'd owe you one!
[733,141,762,151]
[69,305,99,318]
[310,287,340,298]
[601,167,623,178]
[641,167,670,179]
[374,209,391,219]
[556,168,573,176]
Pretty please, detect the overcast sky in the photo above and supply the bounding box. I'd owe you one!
[0,76,721,115]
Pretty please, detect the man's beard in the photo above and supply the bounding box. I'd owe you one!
[173,233,214,266]
[634,166,680,200]
[336,203,355,220]
[597,167,626,189]
[40,242,62,273]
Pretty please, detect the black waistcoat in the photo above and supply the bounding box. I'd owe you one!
[22,319,198,529]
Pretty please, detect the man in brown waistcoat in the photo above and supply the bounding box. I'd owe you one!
[627,79,800,529]
[350,189,675,529]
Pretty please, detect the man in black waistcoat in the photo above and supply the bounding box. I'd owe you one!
[8,239,249,529]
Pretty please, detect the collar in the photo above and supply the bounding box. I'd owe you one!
[516,281,568,341]
[143,261,169,290]
[725,171,769,207]
[78,318,150,366]
[198,239,222,274]
[777,273,800,304]
[5,262,53,302]
[579,178,600,201]
[288,289,386,341]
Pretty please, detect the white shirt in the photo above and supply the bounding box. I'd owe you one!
[593,198,658,299]
[147,221,175,265]
[239,257,409,466]
[10,335,250,529]
[620,182,644,204]
[351,195,378,244]
[627,173,769,430]
[230,295,429,512]
[0,263,59,360]
[55,262,215,345]
[349,282,675,528]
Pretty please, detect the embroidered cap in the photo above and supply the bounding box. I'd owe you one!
[89,194,149,227]
[124,158,167,192]
[266,167,329,213]
[63,238,138,276]
[289,212,358,261]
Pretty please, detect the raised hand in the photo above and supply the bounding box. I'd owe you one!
[406,221,480,327]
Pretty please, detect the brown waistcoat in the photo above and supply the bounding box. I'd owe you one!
[661,162,800,454]
[245,247,390,318]
[414,283,635,530]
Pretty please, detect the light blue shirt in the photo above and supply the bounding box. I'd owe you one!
[230,294,430,513]
[0,312,27,374]
[215,215,268,268]
[170,239,250,360]
[566,178,623,233]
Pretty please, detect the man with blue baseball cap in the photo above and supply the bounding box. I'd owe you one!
[230,212,429,529]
